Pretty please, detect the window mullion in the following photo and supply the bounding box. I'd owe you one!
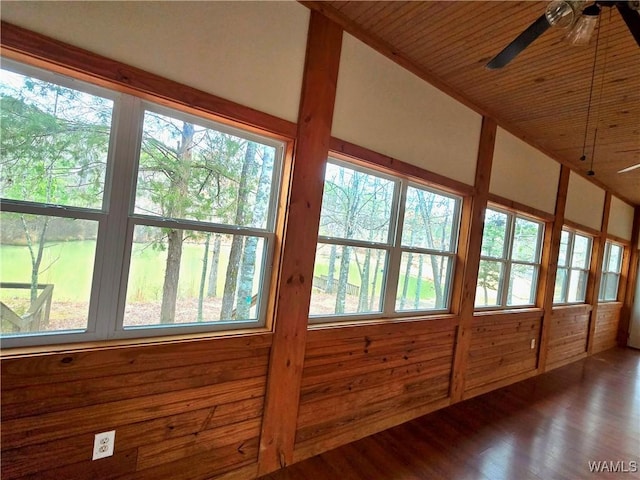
[93,95,144,339]
[383,180,406,316]
[564,232,575,303]
[317,236,388,250]
[0,201,104,221]
[501,214,516,306]
[132,216,271,238]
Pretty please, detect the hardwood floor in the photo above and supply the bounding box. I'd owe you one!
[263,347,640,480]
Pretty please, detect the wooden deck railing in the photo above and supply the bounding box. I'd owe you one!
[312,274,360,296]
[0,283,54,333]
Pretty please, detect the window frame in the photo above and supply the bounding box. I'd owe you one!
[475,206,545,310]
[0,58,288,347]
[553,228,593,305]
[1,58,122,347]
[309,157,462,323]
[599,240,624,302]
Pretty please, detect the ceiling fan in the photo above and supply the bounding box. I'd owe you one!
[486,0,640,69]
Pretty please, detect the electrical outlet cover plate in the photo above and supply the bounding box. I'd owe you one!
[92,430,116,460]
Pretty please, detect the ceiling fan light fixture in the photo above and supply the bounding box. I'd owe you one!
[545,0,578,27]
[565,4,601,45]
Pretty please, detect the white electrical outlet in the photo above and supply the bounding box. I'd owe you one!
[92,430,116,460]
[530,338,536,349]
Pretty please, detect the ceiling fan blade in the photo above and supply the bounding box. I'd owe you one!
[486,14,551,69]
[616,1,640,47]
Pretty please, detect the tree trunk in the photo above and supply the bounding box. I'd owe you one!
[415,254,424,309]
[358,248,371,311]
[236,146,272,319]
[369,249,383,310]
[160,122,194,324]
[161,228,184,324]
[326,244,337,294]
[222,235,243,319]
[430,255,443,308]
[335,246,351,314]
[334,170,362,314]
[207,234,221,297]
[197,233,210,322]
[399,253,413,310]
[221,141,257,319]
[236,237,256,319]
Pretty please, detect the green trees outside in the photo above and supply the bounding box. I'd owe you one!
[4,70,508,329]
[477,209,542,307]
[0,72,112,306]
[1,69,279,329]
[317,164,394,314]
[133,110,276,324]
[313,162,460,316]
[477,210,507,306]
[401,186,457,310]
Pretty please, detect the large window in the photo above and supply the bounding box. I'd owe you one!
[0,59,284,346]
[554,229,592,304]
[309,160,461,321]
[599,241,623,301]
[475,208,544,308]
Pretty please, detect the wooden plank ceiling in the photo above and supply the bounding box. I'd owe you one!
[310,1,640,206]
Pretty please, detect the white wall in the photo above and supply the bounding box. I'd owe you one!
[332,34,482,186]
[0,1,309,123]
[565,172,606,231]
[490,128,560,214]
[608,196,635,240]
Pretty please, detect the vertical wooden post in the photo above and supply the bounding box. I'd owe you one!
[586,192,611,354]
[618,206,640,346]
[449,116,496,403]
[537,165,569,372]
[258,11,342,476]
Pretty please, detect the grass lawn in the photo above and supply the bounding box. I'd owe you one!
[1,240,96,302]
[2,239,440,322]
[0,240,238,303]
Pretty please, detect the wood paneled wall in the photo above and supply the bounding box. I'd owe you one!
[464,311,541,397]
[1,335,271,480]
[546,306,591,370]
[592,302,623,354]
[293,319,456,463]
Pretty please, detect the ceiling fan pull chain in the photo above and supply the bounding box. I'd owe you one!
[580,9,604,162]
[587,8,614,176]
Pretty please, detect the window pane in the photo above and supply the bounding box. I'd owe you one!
[124,227,265,327]
[0,212,97,335]
[309,243,385,316]
[600,273,620,301]
[567,270,588,303]
[558,231,570,267]
[476,260,503,307]
[554,267,568,303]
[607,244,622,272]
[511,217,541,263]
[318,163,395,243]
[396,252,451,311]
[571,234,591,269]
[507,263,536,306]
[135,110,277,229]
[481,209,508,258]
[401,186,457,252]
[1,69,113,210]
